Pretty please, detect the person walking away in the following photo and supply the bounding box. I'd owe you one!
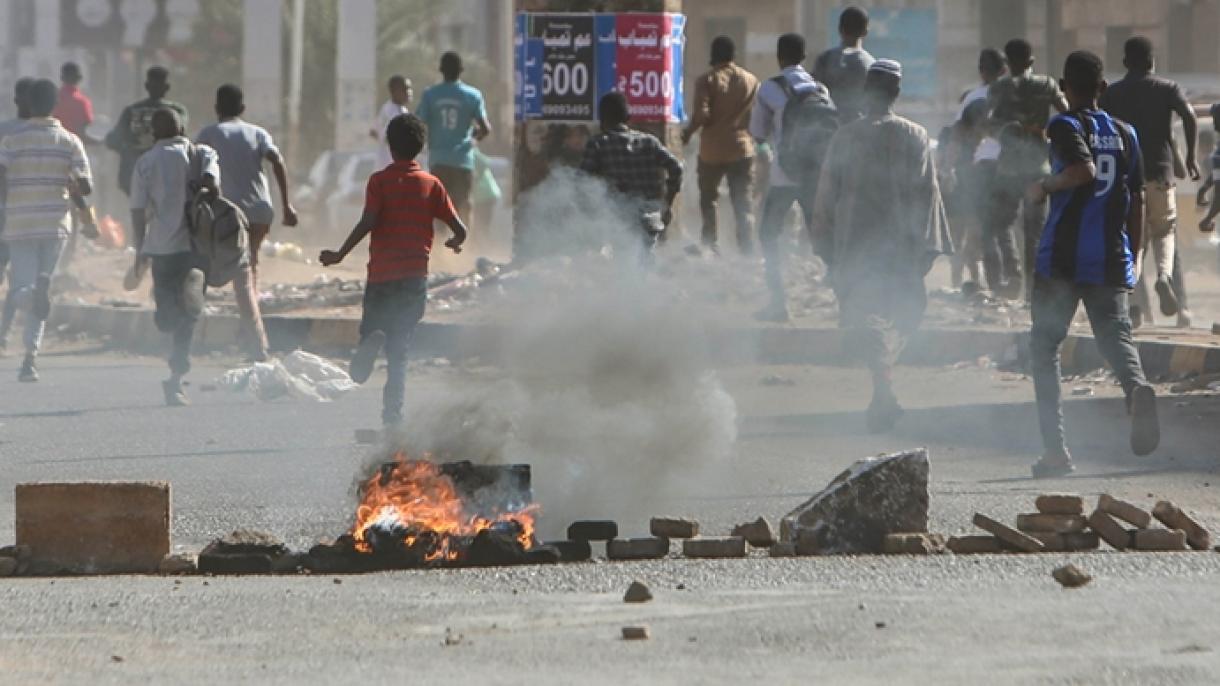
[416,52,491,230]
[105,66,188,198]
[471,145,502,237]
[1026,51,1159,478]
[0,78,34,353]
[130,109,218,406]
[1100,37,1200,329]
[580,92,684,260]
[812,7,874,123]
[319,114,467,429]
[371,75,412,171]
[52,62,95,142]
[986,39,1068,300]
[749,33,832,322]
[0,79,92,382]
[681,36,760,256]
[811,60,951,433]
[196,84,299,361]
[1196,104,1220,234]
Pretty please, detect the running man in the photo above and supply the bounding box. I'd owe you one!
[812,6,875,123]
[416,52,491,229]
[105,66,188,197]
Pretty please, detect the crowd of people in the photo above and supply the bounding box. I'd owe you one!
[2,6,1219,478]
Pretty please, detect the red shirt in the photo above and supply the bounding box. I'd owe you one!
[365,160,457,283]
[51,84,93,138]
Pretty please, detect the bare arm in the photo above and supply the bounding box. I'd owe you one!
[318,210,376,266]
[682,76,710,144]
[1053,94,1069,113]
[1174,92,1201,180]
[130,208,148,255]
[473,114,491,142]
[267,151,298,226]
[1128,188,1145,255]
[1027,160,1095,206]
[442,214,468,253]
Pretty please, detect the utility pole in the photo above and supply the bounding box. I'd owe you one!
[286,0,306,162]
[335,0,377,152]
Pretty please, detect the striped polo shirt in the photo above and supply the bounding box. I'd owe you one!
[364,160,457,283]
[0,117,91,241]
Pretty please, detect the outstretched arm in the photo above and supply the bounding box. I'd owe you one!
[319,210,375,266]
[267,150,299,226]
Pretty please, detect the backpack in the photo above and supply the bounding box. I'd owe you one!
[773,76,840,187]
[189,192,250,288]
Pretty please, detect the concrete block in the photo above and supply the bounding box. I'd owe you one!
[972,513,1045,553]
[1152,501,1212,550]
[1131,528,1188,551]
[1035,493,1085,515]
[16,482,170,574]
[946,535,1003,554]
[1016,514,1089,534]
[606,537,668,560]
[1087,509,1131,551]
[649,517,699,539]
[567,520,618,542]
[1097,494,1152,528]
[682,536,746,559]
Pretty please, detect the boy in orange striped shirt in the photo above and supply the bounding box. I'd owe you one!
[320,113,467,427]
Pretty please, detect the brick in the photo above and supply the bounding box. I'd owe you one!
[567,520,618,542]
[16,482,170,574]
[730,517,776,548]
[946,535,1003,554]
[1152,501,1212,551]
[1097,494,1152,529]
[1052,564,1092,588]
[1016,513,1089,534]
[682,536,746,559]
[972,513,1045,553]
[621,625,650,640]
[1028,532,1065,551]
[1131,528,1188,551]
[1087,509,1131,551]
[882,533,944,555]
[649,517,699,539]
[543,539,592,562]
[158,554,197,575]
[606,537,669,560]
[525,545,561,565]
[769,542,797,557]
[1061,532,1101,551]
[1035,494,1085,515]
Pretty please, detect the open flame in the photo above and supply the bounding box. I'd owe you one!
[351,455,538,563]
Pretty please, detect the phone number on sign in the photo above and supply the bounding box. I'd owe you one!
[542,103,592,117]
[628,103,669,117]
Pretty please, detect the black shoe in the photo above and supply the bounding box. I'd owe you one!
[1155,277,1179,317]
[18,355,38,382]
[753,302,790,323]
[1031,451,1075,479]
[1129,384,1160,456]
[866,393,905,434]
[32,275,51,320]
[162,379,189,407]
[181,268,206,318]
[349,330,385,384]
[1129,304,1144,329]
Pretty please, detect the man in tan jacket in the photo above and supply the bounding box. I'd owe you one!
[682,37,759,255]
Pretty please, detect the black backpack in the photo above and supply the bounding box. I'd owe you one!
[773,76,840,187]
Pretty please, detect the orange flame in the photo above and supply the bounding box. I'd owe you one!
[350,455,538,562]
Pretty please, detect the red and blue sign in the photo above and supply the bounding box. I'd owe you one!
[516,12,686,123]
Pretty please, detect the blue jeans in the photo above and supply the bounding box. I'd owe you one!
[6,237,65,355]
[1030,277,1147,456]
[359,277,427,426]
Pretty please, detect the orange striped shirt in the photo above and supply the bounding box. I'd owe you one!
[364,160,457,283]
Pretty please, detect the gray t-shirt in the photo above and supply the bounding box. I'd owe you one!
[813,46,875,121]
[196,119,279,224]
[131,137,220,256]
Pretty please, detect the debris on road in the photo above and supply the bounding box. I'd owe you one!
[768,542,797,557]
[567,520,619,542]
[650,517,699,539]
[607,537,670,561]
[731,517,777,548]
[1131,528,1188,551]
[973,513,1046,553]
[1035,494,1085,515]
[1086,510,1131,551]
[546,539,592,562]
[158,554,198,575]
[1096,494,1152,529]
[1152,501,1212,550]
[780,448,930,555]
[682,537,747,559]
[1015,513,1089,534]
[623,581,653,603]
[882,532,946,555]
[946,535,1004,554]
[1052,564,1093,588]
[621,626,651,641]
[198,529,294,575]
[217,351,356,402]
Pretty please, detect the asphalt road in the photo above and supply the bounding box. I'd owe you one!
[2,348,1220,684]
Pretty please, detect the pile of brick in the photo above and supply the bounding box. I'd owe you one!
[939,493,1212,555]
[549,516,779,562]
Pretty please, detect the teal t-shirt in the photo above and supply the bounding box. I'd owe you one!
[417,80,487,170]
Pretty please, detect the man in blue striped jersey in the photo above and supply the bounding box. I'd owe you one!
[1025,51,1159,479]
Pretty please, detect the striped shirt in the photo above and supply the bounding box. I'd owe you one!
[365,160,457,283]
[0,117,91,241]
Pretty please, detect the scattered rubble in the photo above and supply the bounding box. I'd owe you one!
[1131,529,1188,551]
[607,537,669,561]
[1015,513,1089,534]
[1052,564,1093,588]
[1035,494,1085,515]
[198,530,294,575]
[623,581,653,603]
[973,514,1045,553]
[217,351,356,402]
[650,517,699,539]
[1152,501,1212,550]
[946,535,1004,554]
[1097,494,1152,529]
[546,540,592,562]
[882,532,946,555]
[780,449,929,555]
[621,626,651,641]
[158,554,198,575]
[731,517,776,548]
[568,521,618,542]
[768,542,797,557]
[1087,510,1131,551]
[682,537,747,559]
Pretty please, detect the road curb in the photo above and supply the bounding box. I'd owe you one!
[48,303,1219,376]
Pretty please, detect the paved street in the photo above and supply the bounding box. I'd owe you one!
[2,349,1219,683]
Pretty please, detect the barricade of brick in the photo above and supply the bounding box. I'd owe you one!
[545,539,593,562]
[1016,513,1089,534]
[1131,528,1188,551]
[682,537,746,559]
[649,517,699,539]
[1035,494,1085,515]
[1152,501,1212,551]
[1087,509,1130,551]
[16,482,170,574]
[730,517,777,548]
[607,537,669,560]
[973,513,1045,553]
[1096,494,1152,529]
[567,520,618,542]
[946,535,1003,554]
[882,533,945,555]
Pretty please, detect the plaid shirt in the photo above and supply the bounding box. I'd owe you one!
[580,125,683,201]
